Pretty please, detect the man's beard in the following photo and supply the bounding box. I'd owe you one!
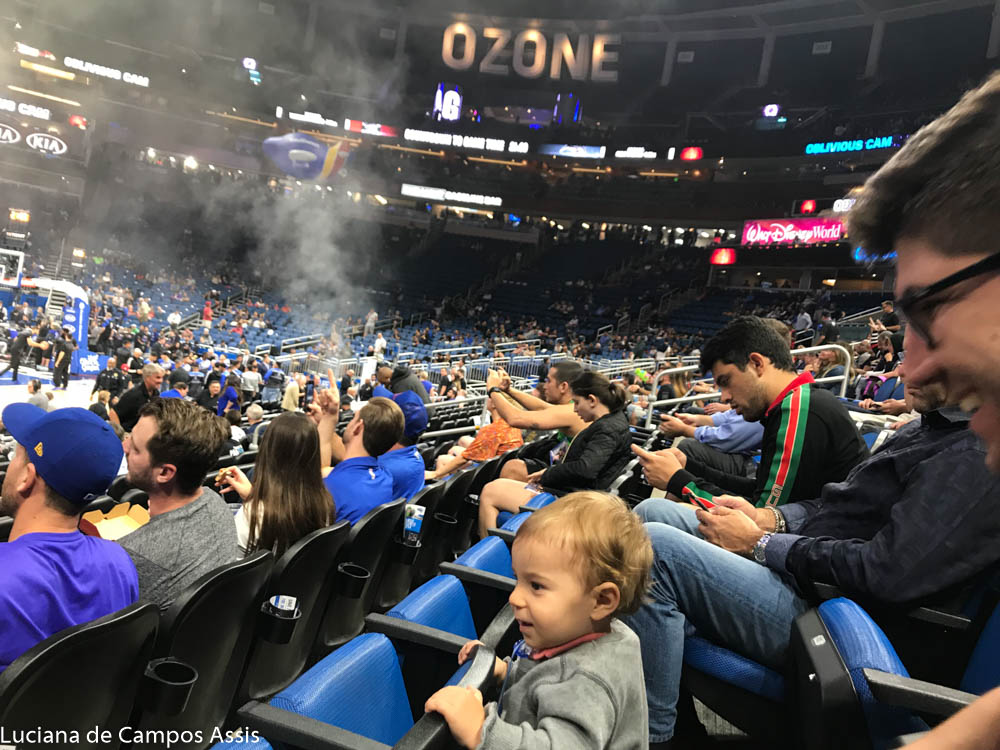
[127,464,156,493]
[738,386,771,424]
[0,485,22,517]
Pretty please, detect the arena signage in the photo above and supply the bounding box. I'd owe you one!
[614,146,657,159]
[741,218,845,246]
[344,119,398,137]
[289,111,339,128]
[401,182,502,207]
[26,132,67,155]
[0,124,21,144]
[539,143,606,159]
[403,128,528,154]
[433,83,463,122]
[441,23,621,83]
[63,56,149,87]
[0,97,50,121]
[804,135,903,155]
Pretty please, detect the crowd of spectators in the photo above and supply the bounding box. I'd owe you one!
[6,67,1000,750]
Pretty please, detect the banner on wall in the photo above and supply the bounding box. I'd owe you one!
[73,350,107,375]
[61,296,89,351]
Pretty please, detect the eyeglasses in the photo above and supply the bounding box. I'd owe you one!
[896,253,1000,348]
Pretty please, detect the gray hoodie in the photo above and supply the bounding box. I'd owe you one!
[479,620,648,749]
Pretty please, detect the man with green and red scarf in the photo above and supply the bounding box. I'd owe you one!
[634,315,867,509]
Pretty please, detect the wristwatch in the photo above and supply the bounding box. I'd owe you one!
[488,387,504,397]
[752,533,773,565]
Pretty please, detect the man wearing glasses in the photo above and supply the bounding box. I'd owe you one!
[848,71,1000,748]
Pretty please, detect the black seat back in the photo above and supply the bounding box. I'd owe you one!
[120,488,150,510]
[313,498,406,657]
[107,475,134,501]
[82,495,116,514]
[0,603,159,750]
[136,551,272,748]
[0,514,12,543]
[438,466,478,518]
[237,522,351,703]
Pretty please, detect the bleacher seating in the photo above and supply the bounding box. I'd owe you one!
[231,629,500,750]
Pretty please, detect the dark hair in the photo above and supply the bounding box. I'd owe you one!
[570,371,628,412]
[849,72,1000,257]
[761,317,791,345]
[138,399,228,494]
[700,316,795,374]
[224,409,242,426]
[881,300,894,308]
[551,360,584,385]
[357,397,405,457]
[245,413,333,556]
[43,485,80,517]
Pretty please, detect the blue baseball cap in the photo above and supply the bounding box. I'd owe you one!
[2,404,124,505]
[393,391,428,438]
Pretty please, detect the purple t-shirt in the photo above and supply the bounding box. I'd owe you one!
[0,531,139,672]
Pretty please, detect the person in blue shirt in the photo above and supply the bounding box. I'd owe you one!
[378,391,428,501]
[0,404,138,672]
[160,381,189,399]
[323,396,403,525]
[659,407,764,478]
[372,365,394,399]
[419,370,434,398]
[217,374,241,416]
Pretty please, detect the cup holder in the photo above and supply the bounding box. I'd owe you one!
[139,658,198,716]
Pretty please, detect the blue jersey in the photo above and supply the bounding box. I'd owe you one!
[324,457,394,525]
[378,445,426,501]
[0,532,138,672]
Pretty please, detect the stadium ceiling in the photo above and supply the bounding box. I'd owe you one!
[339,0,997,41]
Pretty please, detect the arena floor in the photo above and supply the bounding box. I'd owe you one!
[0,370,96,413]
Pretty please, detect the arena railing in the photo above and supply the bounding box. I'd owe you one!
[431,345,485,360]
[494,339,540,354]
[640,344,853,428]
[594,359,658,378]
[281,334,323,353]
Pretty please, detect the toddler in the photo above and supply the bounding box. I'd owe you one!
[426,491,653,748]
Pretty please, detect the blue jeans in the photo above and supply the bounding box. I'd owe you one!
[623,499,809,742]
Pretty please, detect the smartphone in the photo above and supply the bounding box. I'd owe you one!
[682,486,716,511]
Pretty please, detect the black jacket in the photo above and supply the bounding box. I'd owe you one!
[669,375,868,508]
[541,410,632,490]
[390,366,431,404]
[94,367,129,398]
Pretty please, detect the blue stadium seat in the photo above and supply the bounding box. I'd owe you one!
[494,490,552,526]
[683,636,784,703]
[454,536,514,579]
[386,574,478,642]
[231,630,498,749]
[687,591,1000,748]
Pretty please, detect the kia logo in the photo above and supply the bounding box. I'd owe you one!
[0,124,21,145]
[64,312,76,323]
[26,132,67,155]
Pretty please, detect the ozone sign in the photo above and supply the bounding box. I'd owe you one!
[741,218,845,246]
[26,132,67,155]
[441,23,620,82]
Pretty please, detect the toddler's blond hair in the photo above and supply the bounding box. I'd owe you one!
[515,491,652,615]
